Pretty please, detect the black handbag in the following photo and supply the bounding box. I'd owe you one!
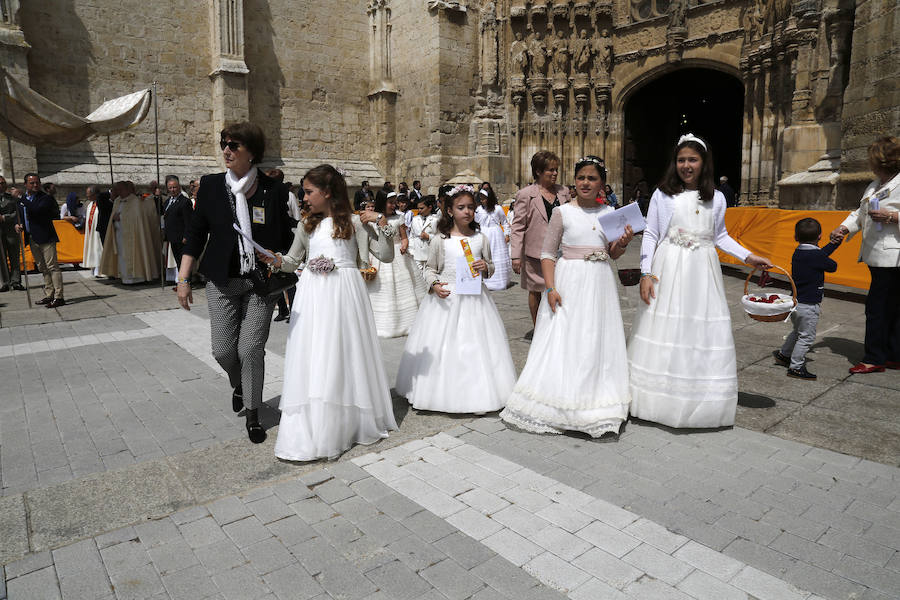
[249,264,298,298]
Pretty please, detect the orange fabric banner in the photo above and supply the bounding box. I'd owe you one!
[20,220,85,269]
[718,207,869,291]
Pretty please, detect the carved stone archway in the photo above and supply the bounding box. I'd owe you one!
[618,64,744,202]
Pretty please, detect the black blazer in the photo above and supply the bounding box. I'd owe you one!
[19,191,59,244]
[185,169,293,283]
[163,193,193,244]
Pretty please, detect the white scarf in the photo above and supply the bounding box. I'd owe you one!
[226,167,258,274]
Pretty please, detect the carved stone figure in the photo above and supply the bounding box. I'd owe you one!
[480,1,498,87]
[572,29,592,74]
[426,0,465,11]
[550,29,570,77]
[669,0,687,29]
[510,31,529,77]
[593,29,613,77]
[528,32,549,78]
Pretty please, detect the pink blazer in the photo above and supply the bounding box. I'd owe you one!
[509,182,571,260]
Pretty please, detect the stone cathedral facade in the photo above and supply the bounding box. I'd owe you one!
[0,0,896,208]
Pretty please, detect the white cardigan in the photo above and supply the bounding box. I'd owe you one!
[639,189,750,273]
[840,174,900,268]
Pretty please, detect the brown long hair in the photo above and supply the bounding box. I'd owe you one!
[303,164,354,239]
[658,139,715,202]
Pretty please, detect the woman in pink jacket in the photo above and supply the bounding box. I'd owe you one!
[509,150,572,325]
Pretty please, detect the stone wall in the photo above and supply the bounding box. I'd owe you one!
[838,0,899,207]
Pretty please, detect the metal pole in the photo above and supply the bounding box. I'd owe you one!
[106,135,114,187]
[153,83,164,290]
[6,146,32,307]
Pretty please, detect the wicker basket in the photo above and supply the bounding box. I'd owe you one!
[742,265,797,322]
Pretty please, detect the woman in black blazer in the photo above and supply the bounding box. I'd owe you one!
[176,122,293,443]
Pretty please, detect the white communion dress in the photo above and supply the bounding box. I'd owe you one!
[501,203,630,436]
[476,205,511,290]
[395,233,516,413]
[628,189,750,428]
[367,213,427,337]
[276,217,398,461]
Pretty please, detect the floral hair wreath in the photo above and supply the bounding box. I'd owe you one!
[448,184,475,197]
[677,133,707,151]
[576,156,603,167]
[334,166,348,178]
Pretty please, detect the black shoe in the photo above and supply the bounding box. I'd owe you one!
[232,386,244,413]
[47,298,66,308]
[35,297,52,305]
[0,284,9,292]
[772,350,790,367]
[787,366,816,380]
[11,283,24,291]
[246,420,267,444]
[274,312,289,322]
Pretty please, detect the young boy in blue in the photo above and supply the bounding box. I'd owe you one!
[773,218,841,379]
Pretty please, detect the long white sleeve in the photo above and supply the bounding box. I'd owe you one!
[639,190,666,273]
[713,192,750,262]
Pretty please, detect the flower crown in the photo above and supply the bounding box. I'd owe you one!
[677,133,707,151]
[575,156,603,168]
[448,184,475,197]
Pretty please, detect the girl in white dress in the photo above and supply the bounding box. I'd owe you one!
[263,164,398,461]
[628,135,772,428]
[409,196,438,272]
[476,187,512,290]
[501,157,634,436]
[395,185,516,413]
[367,192,427,337]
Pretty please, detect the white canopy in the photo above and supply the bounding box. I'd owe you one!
[0,67,151,147]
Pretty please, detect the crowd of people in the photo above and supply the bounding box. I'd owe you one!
[2,122,897,463]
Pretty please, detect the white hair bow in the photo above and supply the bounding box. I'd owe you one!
[677,133,707,151]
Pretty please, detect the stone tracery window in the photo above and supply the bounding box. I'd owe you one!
[631,0,672,21]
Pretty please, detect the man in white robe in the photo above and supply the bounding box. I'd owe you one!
[82,185,104,276]
[99,181,162,284]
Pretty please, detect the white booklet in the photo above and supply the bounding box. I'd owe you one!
[232,223,275,258]
[455,256,482,295]
[597,202,646,241]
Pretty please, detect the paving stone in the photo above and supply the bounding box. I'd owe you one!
[730,565,810,600]
[148,537,201,576]
[784,561,867,600]
[316,563,378,600]
[350,477,396,503]
[4,551,53,579]
[578,498,639,529]
[482,528,544,567]
[247,495,295,525]
[420,558,485,600]
[400,510,458,543]
[5,566,61,600]
[491,505,551,537]
[386,534,447,571]
[208,496,253,526]
[108,562,166,600]
[433,531,497,570]
[180,516,228,549]
[291,497,338,524]
[211,563,270,600]
[819,527,897,566]
[364,560,432,600]
[160,563,218,599]
[832,554,900,596]
[622,517,690,554]
[134,518,182,548]
[569,577,630,600]
[194,539,248,573]
[94,526,138,549]
[575,520,641,558]
[265,515,317,547]
[446,507,504,541]
[312,515,364,546]
[672,540,745,581]
[262,564,323,600]
[572,548,643,590]
[222,516,273,549]
[313,478,356,505]
[241,537,296,576]
[271,479,314,504]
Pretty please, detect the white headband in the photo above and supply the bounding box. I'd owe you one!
[480,189,489,197]
[386,191,397,198]
[677,133,707,151]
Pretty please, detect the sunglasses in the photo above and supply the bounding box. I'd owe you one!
[219,140,243,151]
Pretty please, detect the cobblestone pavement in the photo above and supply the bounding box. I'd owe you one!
[1,248,899,599]
[4,422,899,600]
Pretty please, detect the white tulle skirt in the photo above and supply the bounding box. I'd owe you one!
[275,267,398,461]
[501,258,630,437]
[395,289,515,413]
[368,245,426,338]
[483,225,511,291]
[627,241,738,428]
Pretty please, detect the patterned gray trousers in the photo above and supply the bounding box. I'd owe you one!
[206,278,277,410]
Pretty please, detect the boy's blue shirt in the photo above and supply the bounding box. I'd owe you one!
[792,241,839,304]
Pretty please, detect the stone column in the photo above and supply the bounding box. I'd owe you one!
[208,0,249,143]
[367,0,397,177]
[0,0,37,180]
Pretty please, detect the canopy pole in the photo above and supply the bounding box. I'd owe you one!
[153,83,165,290]
[106,135,114,187]
[6,143,32,308]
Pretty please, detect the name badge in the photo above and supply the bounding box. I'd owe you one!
[252,206,265,225]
